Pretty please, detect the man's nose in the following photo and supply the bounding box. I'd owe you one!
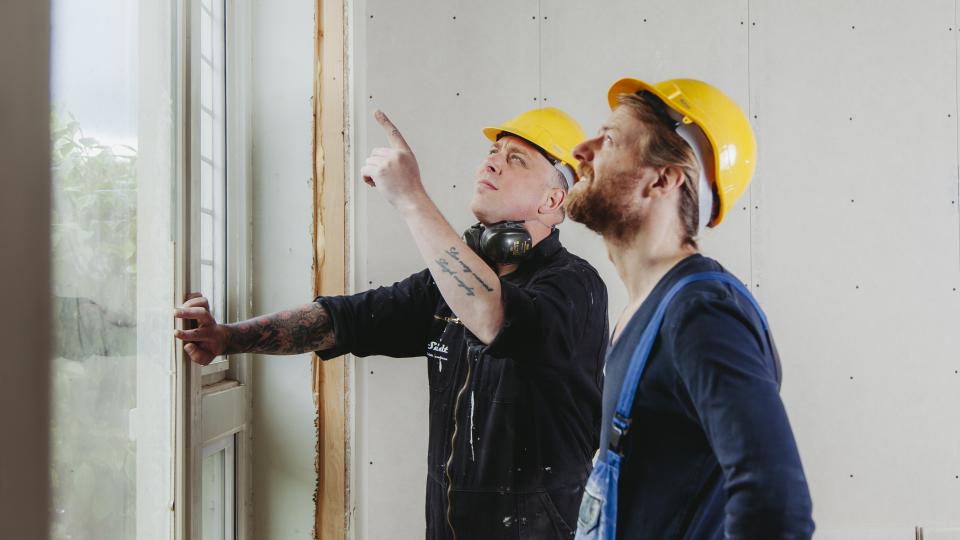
[483,154,502,175]
[572,138,595,164]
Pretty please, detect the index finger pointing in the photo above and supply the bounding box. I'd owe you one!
[374,110,411,152]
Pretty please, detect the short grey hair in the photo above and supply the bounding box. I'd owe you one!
[547,166,568,221]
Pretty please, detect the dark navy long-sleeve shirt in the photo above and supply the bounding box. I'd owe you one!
[598,254,814,539]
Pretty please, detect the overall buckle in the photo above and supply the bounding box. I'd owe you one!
[608,413,632,455]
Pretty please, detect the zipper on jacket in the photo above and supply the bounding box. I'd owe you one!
[444,344,477,539]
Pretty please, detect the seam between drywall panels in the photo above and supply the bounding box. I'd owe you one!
[747,0,756,292]
[538,0,543,105]
[955,0,960,270]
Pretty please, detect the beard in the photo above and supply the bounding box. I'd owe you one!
[566,162,645,245]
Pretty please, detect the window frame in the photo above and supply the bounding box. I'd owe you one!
[201,433,237,540]
[176,0,253,537]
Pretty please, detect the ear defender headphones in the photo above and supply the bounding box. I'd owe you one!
[462,221,533,266]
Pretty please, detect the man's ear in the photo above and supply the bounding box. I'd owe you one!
[539,187,566,215]
[650,165,685,198]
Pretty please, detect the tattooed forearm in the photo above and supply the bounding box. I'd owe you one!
[435,256,476,296]
[469,274,495,292]
[443,246,494,292]
[221,303,336,355]
[451,274,476,296]
[436,257,457,277]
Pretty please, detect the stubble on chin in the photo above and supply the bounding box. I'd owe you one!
[566,170,643,245]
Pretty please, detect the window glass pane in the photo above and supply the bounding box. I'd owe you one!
[202,159,214,209]
[201,435,235,540]
[50,0,175,538]
[201,109,213,159]
[202,211,214,260]
[200,6,212,62]
[202,449,226,539]
[202,61,214,111]
[198,0,227,325]
[202,263,214,307]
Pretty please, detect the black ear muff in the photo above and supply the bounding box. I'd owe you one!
[462,223,484,253]
[462,223,494,267]
[462,221,532,267]
[479,221,532,265]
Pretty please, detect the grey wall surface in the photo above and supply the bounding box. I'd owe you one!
[350,1,960,538]
[251,0,318,537]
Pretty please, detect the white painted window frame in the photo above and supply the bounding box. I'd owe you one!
[219,4,254,535]
[176,0,253,537]
[197,0,229,363]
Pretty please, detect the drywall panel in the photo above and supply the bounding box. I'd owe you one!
[350,0,960,537]
[748,0,960,529]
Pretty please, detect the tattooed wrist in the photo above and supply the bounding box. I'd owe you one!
[222,303,336,355]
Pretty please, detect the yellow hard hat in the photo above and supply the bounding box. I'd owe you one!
[607,78,757,227]
[483,107,587,184]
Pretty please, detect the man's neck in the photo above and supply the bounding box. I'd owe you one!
[606,223,698,307]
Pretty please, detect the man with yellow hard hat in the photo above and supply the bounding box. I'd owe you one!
[566,79,814,539]
[174,107,609,539]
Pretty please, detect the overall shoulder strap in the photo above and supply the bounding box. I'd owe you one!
[608,271,768,453]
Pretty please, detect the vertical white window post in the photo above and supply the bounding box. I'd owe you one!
[181,0,252,537]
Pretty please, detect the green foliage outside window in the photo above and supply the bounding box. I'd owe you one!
[50,108,138,540]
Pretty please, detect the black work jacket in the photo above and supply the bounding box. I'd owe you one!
[317,230,609,539]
